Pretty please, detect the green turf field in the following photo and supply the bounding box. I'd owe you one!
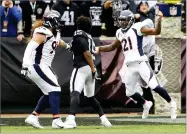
[1,115,186,133]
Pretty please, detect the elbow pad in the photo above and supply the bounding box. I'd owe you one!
[22,40,39,67]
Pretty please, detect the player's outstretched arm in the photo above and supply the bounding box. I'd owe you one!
[59,39,71,51]
[141,11,163,35]
[95,39,121,54]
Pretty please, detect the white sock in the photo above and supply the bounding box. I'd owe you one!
[30,114,38,118]
[100,115,107,122]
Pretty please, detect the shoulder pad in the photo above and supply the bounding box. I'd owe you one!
[116,28,122,39]
[73,30,88,39]
[34,26,53,36]
[142,19,154,28]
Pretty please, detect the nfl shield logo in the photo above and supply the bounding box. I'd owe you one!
[170,6,177,16]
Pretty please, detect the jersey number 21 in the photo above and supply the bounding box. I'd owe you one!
[122,37,132,51]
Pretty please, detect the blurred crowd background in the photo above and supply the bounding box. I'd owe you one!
[0,0,186,40]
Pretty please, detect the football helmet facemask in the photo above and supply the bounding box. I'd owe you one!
[43,10,62,30]
[118,10,135,31]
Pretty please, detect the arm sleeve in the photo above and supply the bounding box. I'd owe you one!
[128,0,136,13]
[10,7,22,22]
[75,37,89,53]
[51,2,58,10]
[136,19,154,36]
[0,6,4,17]
[22,40,39,67]
[115,29,120,40]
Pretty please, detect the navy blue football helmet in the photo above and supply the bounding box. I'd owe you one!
[118,10,135,31]
[43,10,62,30]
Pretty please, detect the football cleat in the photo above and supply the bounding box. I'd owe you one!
[25,115,44,129]
[101,119,112,128]
[63,116,76,129]
[52,118,64,129]
[142,101,153,119]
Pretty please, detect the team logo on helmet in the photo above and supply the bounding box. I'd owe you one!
[43,10,61,30]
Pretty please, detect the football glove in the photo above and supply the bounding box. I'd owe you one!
[92,70,101,81]
[66,43,71,52]
[21,66,30,77]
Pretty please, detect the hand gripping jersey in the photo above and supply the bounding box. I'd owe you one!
[116,20,153,65]
[30,26,60,66]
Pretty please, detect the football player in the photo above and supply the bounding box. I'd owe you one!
[63,16,112,129]
[95,10,177,119]
[21,10,70,129]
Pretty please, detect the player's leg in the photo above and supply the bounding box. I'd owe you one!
[125,63,153,119]
[64,66,87,129]
[27,65,64,128]
[25,65,49,128]
[84,66,112,127]
[139,62,177,119]
[39,65,64,128]
[141,55,155,113]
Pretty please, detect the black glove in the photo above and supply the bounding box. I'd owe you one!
[21,67,29,77]
[92,70,101,81]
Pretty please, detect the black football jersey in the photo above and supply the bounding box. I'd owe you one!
[71,30,95,68]
[80,1,103,37]
[52,1,80,37]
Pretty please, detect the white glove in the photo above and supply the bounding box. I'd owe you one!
[66,43,71,52]
[92,69,101,81]
[21,66,30,77]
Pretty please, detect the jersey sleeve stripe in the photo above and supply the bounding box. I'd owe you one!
[33,64,59,87]
[35,43,44,64]
[132,28,144,56]
[34,36,53,65]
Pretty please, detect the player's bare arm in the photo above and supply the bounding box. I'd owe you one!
[141,11,163,35]
[59,39,70,49]
[95,39,121,54]
[83,51,96,72]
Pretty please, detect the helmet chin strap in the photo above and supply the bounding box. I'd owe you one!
[121,27,130,33]
[121,18,134,32]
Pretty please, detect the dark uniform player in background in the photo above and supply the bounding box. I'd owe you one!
[102,0,136,36]
[20,0,47,37]
[63,16,112,129]
[52,0,80,37]
[80,0,103,37]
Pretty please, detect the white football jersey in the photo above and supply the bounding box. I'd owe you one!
[31,26,60,66]
[141,19,156,57]
[116,20,152,65]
